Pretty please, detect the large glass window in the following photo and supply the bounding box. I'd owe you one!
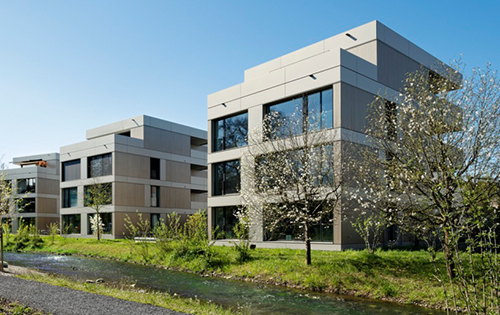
[151,213,161,229]
[88,153,112,178]
[213,160,240,196]
[265,87,333,138]
[17,198,35,213]
[150,158,160,180]
[264,207,333,242]
[62,214,81,234]
[62,159,81,181]
[212,206,238,239]
[87,212,112,235]
[84,183,112,206]
[151,186,160,207]
[213,112,248,152]
[17,178,36,194]
[62,187,78,208]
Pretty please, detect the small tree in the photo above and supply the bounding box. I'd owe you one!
[84,180,112,241]
[349,63,500,313]
[0,163,17,272]
[241,107,343,265]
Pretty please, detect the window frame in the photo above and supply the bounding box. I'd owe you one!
[264,86,333,138]
[62,159,81,182]
[212,159,241,196]
[87,153,112,178]
[151,186,160,207]
[62,187,78,208]
[212,111,249,152]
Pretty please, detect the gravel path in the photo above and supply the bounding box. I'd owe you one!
[0,273,187,315]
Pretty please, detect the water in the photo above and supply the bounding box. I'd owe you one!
[4,252,444,315]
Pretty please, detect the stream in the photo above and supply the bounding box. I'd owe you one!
[4,252,444,315]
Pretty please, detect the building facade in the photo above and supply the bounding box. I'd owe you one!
[207,21,460,250]
[0,153,60,232]
[59,115,207,238]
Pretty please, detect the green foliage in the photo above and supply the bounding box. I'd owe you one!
[6,220,44,251]
[351,213,387,253]
[2,222,11,245]
[153,212,181,254]
[124,213,151,263]
[231,220,251,264]
[48,222,59,245]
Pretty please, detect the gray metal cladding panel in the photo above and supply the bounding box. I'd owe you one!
[143,126,191,156]
[377,41,422,91]
[340,83,377,133]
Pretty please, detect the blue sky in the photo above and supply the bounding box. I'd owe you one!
[1,1,499,167]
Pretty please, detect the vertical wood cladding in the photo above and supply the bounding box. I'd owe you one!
[37,178,59,195]
[165,160,191,184]
[37,197,58,214]
[114,152,150,179]
[160,187,191,209]
[114,182,145,207]
[37,216,59,230]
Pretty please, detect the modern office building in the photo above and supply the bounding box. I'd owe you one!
[207,21,460,250]
[0,153,60,232]
[59,115,207,238]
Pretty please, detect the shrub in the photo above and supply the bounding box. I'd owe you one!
[6,221,43,251]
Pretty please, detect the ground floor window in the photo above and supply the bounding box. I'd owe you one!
[151,213,161,229]
[87,212,112,235]
[212,206,238,239]
[62,187,78,208]
[17,198,36,213]
[265,211,333,242]
[62,214,81,234]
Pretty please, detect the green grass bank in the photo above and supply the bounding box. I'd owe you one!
[16,236,450,310]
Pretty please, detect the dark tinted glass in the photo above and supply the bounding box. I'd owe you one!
[224,160,240,194]
[17,178,35,194]
[213,163,225,196]
[151,186,159,207]
[212,160,240,196]
[321,89,333,129]
[212,112,248,152]
[268,97,303,138]
[88,212,112,235]
[62,187,78,208]
[62,214,81,234]
[18,198,35,213]
[88,154,112,177]
[212,206,238,239]
[150,158,160,180]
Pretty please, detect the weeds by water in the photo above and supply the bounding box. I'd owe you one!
[19,273,241,315]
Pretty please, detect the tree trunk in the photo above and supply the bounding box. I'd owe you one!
[1,228,4,273]
[97,214,101,241]
[305,224,311,265]
[443,228,455,279]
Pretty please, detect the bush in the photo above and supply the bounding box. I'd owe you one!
[153,212,182,254]
[231,220,251,264]
[6,221,44,251]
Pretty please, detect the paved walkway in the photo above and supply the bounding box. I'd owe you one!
[0,273,187,315]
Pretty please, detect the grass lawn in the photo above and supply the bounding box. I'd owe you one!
[28,236,449,310]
